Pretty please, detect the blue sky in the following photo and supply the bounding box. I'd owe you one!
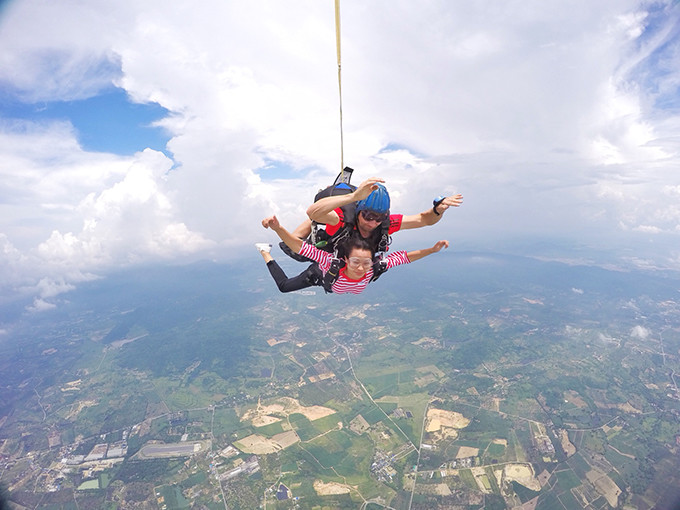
[0,87,170,155]
[0,0,679,312]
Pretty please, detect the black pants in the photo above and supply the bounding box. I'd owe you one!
[266,261,323,293]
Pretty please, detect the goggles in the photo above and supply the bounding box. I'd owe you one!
[347,257,373,268]
[360,210,388,223]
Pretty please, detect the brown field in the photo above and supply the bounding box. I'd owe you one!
[521,496,539,510]
[470,467,492,493]
[425,408,470,432]
[233,430,300,454]
[586,469,621,507]
[313,480,353,495]
[412,337,438,347]
[557,429,576,457]
[504,463,541,491]
[456,446,479,458]
[434,483,452,496]
[414,365,445,387]
[308,372,335,383]
[426,408,470,442]
[64,400,97,420]
[537,469,551,487]
[594,399,641,414]
[242,397,336,427]
[349,414,370,435]
[564,390,588,408]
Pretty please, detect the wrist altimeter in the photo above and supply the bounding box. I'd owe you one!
[432,196,445,215]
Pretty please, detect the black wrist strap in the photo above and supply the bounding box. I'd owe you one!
[432,197,445,216]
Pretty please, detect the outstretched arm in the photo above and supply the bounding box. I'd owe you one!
[400,194,463,230]
[262,216,303,254]
[306,177,385,225]
[406,240,449,262]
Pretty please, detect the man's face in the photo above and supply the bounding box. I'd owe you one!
[356,210,387,237]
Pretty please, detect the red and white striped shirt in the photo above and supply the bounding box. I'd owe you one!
[298,243,411,294]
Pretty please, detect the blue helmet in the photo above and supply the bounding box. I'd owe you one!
[356,183,390,214]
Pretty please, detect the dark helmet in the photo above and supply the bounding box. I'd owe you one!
[356,183,390,214]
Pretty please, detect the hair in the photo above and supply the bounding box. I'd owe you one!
[340,235,375,259]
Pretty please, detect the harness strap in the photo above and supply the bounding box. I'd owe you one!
[377,217,391,252]
[370,255,389,282]
[322,257,344,293]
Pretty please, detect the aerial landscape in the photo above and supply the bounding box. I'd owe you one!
[2,253,680,509]
[1,1,680,509]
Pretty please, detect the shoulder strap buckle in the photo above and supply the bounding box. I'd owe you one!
[370,255,389,282]
[322,257,344,293]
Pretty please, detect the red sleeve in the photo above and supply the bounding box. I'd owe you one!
[324,208,345,236]
[385,250,411,268]
[299,242,332,272]
[388,214,403,234]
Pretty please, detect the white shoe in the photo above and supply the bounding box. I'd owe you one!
[255,243,272,253]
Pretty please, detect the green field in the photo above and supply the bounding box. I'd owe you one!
[3,257,680,509]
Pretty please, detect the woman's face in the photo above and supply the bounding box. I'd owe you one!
[344,248,373,279]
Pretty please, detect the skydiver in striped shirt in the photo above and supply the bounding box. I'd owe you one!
[257,215,449,295]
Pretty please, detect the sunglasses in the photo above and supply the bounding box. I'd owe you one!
[360,210,388,222]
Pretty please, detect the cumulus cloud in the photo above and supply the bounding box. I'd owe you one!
[35,277,75,299]
[0,124,214,309]
[631,325,651,339]
[26,298,57,313]
[0,0,680,308]
[34,148,215,268]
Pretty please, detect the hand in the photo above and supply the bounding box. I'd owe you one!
[353,177,385,201]
[435,194,463,214]
[262,215,280,230]
[431,240,449,253]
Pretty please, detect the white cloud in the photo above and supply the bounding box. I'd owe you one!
[0,0,123,101]
[35,277,75,299]
[34,148,215,269]
[27,298,57,313]
[598,332,618,343]
[633,225,662,234]
[587,78,668,166]
[664,185,680,196]
[1,0,680,306]
[631,325,651,339]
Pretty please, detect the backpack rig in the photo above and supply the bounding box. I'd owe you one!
[312,167,391,293]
